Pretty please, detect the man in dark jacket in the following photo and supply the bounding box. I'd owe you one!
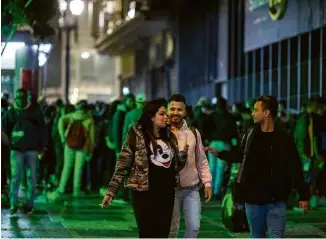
[2,88,47,215]
[221,96,310,238]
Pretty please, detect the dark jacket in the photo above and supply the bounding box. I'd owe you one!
[2,101,47,152]
[207,109,238,142]
[106,123,186,197]
[112,105,128,153]
[222,124,310,204]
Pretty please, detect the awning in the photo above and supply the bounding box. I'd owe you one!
[94,12,168,55]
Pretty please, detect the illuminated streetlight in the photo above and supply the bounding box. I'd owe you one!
[123,86,130,95]
[81,52,90,59]
[59,0,68,12]
[70,0,84,16]
[39,43,52,53]
[127,1,136,19]
[38,52,47,66]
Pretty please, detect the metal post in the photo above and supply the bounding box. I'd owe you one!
[252,50,256,98]
[269,45,272,95]
[287,39,291,110]
[277,42,281,100]
[320,27,323,97]
[260,48,264,95]
[308,31,312,99]
[297,35,301,111]
[65,28,71,104]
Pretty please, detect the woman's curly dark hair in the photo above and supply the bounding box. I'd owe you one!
[138,99,177,156]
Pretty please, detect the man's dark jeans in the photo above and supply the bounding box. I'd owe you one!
[245,202,286,238]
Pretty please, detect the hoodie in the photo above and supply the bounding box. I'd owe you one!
[171,120,212,188]
[1,101,47,152]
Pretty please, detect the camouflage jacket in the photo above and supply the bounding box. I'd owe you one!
[106,123,185,197]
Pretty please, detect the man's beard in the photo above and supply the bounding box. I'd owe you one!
[170,116,183,124]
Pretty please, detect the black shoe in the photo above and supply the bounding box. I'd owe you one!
[9,207,18,216]
[24,206,34,215]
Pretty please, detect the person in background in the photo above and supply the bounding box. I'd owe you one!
[112,94,135,201]
[122,93,146,139]
[207,97,238,199]
[39,105,56,191]
[101,99,187,238]
[103,101,121,190]
[193,97,213,145]
[1,98,11,199]
[294,99,323,209]
[48,100,95,199]
[51,99,65,187]
[112,94,135,156]
[2,88,47,215]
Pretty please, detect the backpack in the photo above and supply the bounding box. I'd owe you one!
[221,185,249,232]
[66,120,86,149]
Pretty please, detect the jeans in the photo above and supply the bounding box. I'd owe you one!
[169,188,201,238]
[57,145,86,196]
[245,202,286,238]
[10,150,38,208]
[208,141,229,196]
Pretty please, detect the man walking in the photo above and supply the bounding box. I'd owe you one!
[168,94,212,238]
[2,88,47,215]
[226,95,310,238]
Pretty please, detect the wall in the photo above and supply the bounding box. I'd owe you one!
[176,1,219,106]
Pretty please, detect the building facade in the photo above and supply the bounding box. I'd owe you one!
[92,0,326,107]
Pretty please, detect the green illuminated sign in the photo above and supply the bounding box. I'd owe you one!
[248,0,287,21]
[268,0,287,21]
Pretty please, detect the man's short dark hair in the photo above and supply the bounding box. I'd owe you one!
[169,94,186,105]
[124,94,135,102]
[16,88,27,97]
[256,95,278,118]
[76,100,88,110]
[55,98,64,107]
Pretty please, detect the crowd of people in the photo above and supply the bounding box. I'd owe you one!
[1,88,326,238]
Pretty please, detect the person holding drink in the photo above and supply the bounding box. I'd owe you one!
[167,94,212,238]
[101,99,187,238]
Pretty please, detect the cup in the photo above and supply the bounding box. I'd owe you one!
[177,132,187,151]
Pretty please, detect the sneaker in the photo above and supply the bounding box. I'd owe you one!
[293,206,303,212]
[47,190,62,201]
[9,207,18,216]
[25,207,34,215]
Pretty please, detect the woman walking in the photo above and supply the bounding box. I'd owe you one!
[101,99,187,238]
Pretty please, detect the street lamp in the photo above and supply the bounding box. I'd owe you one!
[59,0,84,103]
[70,0,84,16]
